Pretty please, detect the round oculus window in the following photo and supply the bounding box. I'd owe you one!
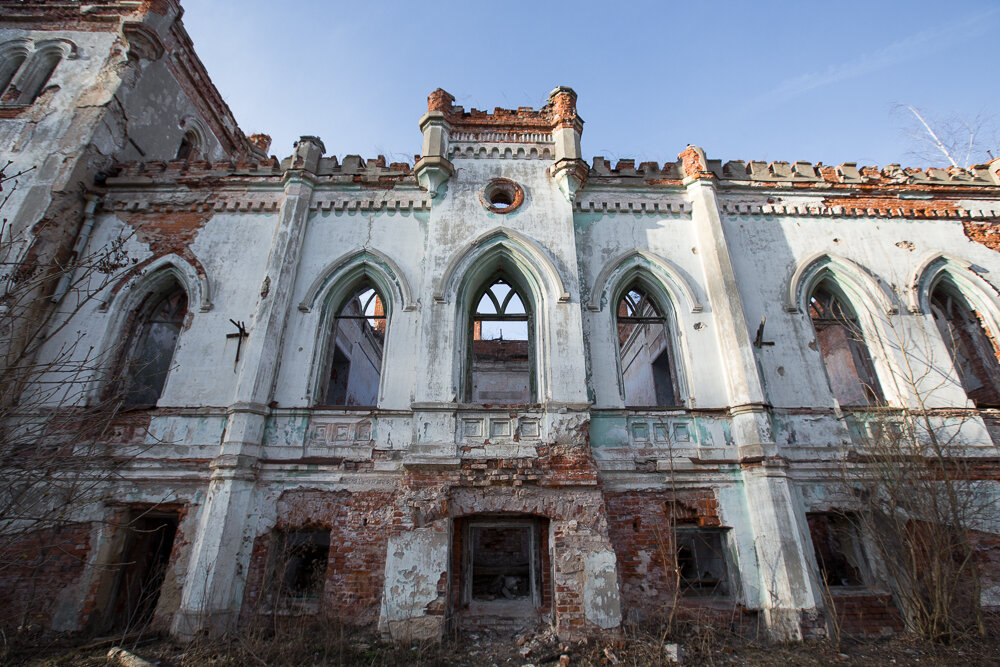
[480,178,524,214]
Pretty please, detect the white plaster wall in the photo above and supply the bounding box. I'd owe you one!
[0,28,121,237]
[723,203,1000,411]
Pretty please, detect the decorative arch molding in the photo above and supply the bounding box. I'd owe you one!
[785,252,895,315]
[588,249,703,314]
[299,248,415,314]
[434,227,569,305]
[101,253,209,315]
[909,253,1000,315]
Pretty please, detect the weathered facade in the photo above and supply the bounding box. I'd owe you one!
[2,0,1000,643]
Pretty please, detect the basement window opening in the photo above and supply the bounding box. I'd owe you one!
[272,530,330,600]
[807,513,869,588]
[676,528,730,597]
[105,512,179,632]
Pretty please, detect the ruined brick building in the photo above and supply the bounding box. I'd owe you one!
[2,0,999,642]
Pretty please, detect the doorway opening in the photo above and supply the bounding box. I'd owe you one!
[102,512,178,632]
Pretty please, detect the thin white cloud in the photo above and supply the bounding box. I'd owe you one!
[749,9,999,108]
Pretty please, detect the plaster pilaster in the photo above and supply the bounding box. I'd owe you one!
[173,136,323,637]
[686,175,822,639]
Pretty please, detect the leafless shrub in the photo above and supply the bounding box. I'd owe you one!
[839,294,997,641]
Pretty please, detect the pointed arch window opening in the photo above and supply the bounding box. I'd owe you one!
[929,285,1000,407]
[469,275,533,404]
[322,284,386,407]
[120,283,187,408]
[616,284,678,407]
[809,282,884,407]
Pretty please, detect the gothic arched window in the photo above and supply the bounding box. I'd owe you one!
[321,282,386,406]
[809,282,883,406]
[468,275,533,404]
[616,284,678,407]
[930,285,1000,406]
[121,281,188,407]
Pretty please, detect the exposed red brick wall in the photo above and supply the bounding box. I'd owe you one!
[0,523,94,631]
[241,489,395,626]
[605,490,721,619]
[964,220,1000,252]
[827,593,903,636]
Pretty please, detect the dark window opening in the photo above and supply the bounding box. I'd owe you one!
[617,284,679,407]
[469,276,532,404]
[107,514,178,631]
[808,513,868,587]
[321,283,385,406]
[930,287,1000,407]
[121,283,187,408]
[676,528,730,597]
[809,282,884,406]
[489,190,513,209]
[176,130,200,161]
[272,530,330,600]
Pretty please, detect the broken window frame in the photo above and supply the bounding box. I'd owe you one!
[116,280,188,409]
[461,518,543,610]
[674,527,733,598]
[268,529,331,606]
[929,283,1000,407]
[466,272,535,404]
[318,281,387,408]
[614,282,681,408]
[809,281,885,407]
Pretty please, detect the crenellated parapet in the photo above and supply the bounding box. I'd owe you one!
[587,148,1000,191]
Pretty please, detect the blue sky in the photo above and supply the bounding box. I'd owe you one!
[182,1,1000,168]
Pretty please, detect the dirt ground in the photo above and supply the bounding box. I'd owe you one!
[5,622,1000,667]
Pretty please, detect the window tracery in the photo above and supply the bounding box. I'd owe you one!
[468,275,532,404]
[616,284,678,407]
[320,282,386,407]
